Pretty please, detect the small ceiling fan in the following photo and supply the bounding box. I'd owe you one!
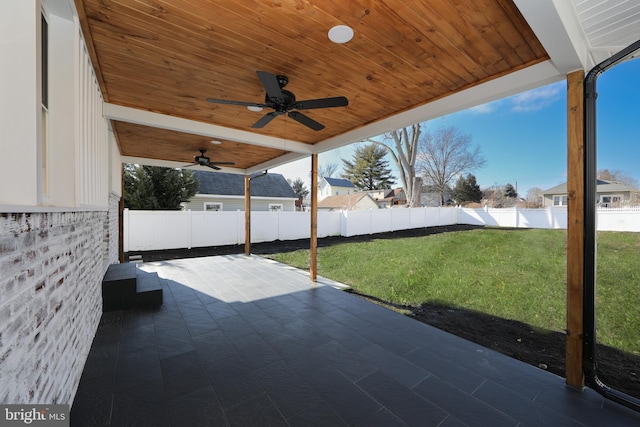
[206,71,348,131]
[183,149,235,170]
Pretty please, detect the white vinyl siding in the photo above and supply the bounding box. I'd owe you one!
[599,194,622,207]
[553,195,568,207]
[185,196,296,212]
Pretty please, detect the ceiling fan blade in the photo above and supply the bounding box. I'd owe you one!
[288,111,325,131]
[206,164,221,171]
[206,97,266,108]
[293,96,348,110]
[211,161,235,166]
[252,111,281,128]
[182,163,198,168]
[256,71,284,103]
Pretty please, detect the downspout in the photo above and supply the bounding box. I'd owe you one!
[583,39,640,411]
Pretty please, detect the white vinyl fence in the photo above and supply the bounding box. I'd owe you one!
[123,207,640,252]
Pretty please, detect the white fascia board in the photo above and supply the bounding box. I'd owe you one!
[104,103,313,154]
[246,152,310,174]
[515,0,593,72]
[314,59,564,154]
[121,155,246,174]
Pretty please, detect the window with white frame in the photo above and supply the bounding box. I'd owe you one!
[553,195,568,207]
[268,203,283,211]
[599,195,621,207]
[204,202,223,211]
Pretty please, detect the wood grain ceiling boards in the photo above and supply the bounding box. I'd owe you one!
[112,121,287,168]
[75,0,548,169]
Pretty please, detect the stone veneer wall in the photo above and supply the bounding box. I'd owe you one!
[105,192,121,265]
[0,201,118,404]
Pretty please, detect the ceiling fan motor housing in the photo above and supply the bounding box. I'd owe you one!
[266,89,297,111]
[276,75,288,88]
[196,155,210,165]
[206,71,348,131]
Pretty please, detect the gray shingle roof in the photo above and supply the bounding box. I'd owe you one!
[542,179,638,195]
[323,177,356,188]
[194,171,297,198]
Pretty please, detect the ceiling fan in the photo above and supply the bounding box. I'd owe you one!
[183,149,235,171]
[206,71,348,131]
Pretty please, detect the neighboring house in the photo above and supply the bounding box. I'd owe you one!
[370,188,407,208]
[421,186,455,207]
[317,193,379,211]
[542,179,640,208]
[185,171,298,211]
[318,177,356,201]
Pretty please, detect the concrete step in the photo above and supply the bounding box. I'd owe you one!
[102,263,163,312]
[102,263,137,312]
[135,270,163,307]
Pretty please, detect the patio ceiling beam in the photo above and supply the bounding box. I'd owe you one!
[103,103,314,155]
[246,152,309,175]
[514,0,590,72]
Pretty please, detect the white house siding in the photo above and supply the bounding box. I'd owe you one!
[185,196,296,212]
[0,0,119,407]
[318,184,355,201]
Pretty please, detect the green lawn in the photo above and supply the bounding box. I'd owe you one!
[263,228,640,354]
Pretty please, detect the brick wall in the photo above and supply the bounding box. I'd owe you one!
[105,192,121,264]
[0,206,117,404]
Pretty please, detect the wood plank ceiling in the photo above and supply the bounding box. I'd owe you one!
[75,0,548,170]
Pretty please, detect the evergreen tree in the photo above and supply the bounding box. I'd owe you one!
[124,164,198,210]
[341,144,395,190]
[504,183,518,199]
[453,173,482,204]
[288,177,309,199]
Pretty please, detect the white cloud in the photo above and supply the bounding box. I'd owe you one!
[469,102,496,114]
[510,82,563,112]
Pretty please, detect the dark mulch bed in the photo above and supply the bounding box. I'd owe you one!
[127,224,640,399]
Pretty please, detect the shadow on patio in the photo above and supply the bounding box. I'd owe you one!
[71,255,640,426]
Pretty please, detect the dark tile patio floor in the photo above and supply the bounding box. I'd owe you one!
[71,255,640,426]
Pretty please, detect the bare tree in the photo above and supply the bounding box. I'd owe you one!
[416,125,486,205]
[526,186,544,208]
[597,169,638,188]
[365,124,422,207]
[318,162,339,179]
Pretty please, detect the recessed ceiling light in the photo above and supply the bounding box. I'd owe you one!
[247,105,263,112]
[328,25,354,44]
[210,140,222,145]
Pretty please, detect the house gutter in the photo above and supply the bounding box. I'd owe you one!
[583,38,640,412]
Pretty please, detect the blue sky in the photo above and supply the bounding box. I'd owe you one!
[272,57,639,196]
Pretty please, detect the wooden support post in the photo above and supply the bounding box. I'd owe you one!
[310,154,318,282]
[244,175,251,255]
[566,69,585,390]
